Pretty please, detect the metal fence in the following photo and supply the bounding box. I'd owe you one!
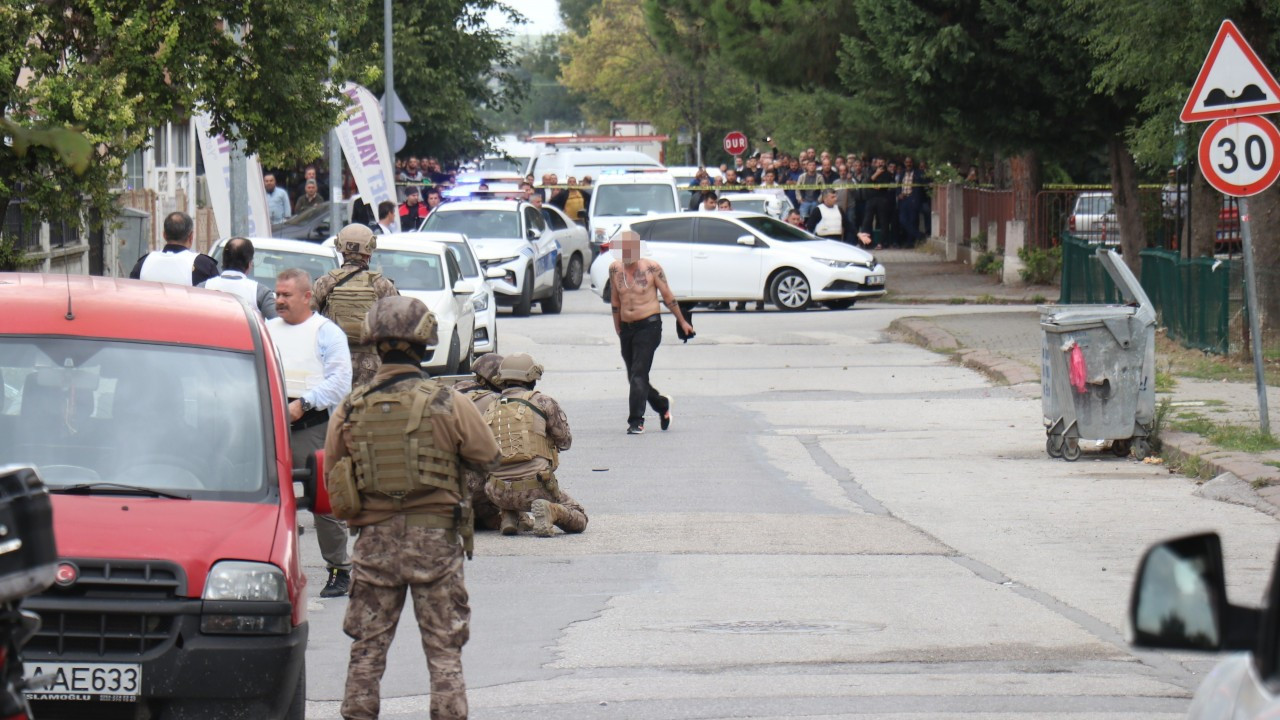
[1139,248,1233,354]
[959,188,1014,250]
[1030,187,1242,253]
[2,201,42,252]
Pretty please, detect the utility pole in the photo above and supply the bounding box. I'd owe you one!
[229,27,249,236]
[384,0,395,167]
[329,35,343,238]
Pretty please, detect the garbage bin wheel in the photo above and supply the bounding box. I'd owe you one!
[1132,437,1153,460]
[1062,437,1081,462]
[1111,439,1132,458]
[1046,435,1064,459]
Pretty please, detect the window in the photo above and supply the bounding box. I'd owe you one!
[639,218,693,244]
[123,150,145,190]
[443,242,480,277]
[153,126,169,167]
[524,206,546,234]
[543,208,567,231]
[697,218,747,246]
[172,121,191,167]
[0,338,268,499]
[739,215,811,242]
[446,250,462,286]
[370,249,445,291]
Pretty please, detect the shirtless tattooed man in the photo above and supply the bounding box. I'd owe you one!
[609,230,695,435]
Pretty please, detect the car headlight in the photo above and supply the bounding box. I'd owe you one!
[866,254,876,268]
[204,561,286,602]
[487,255,519,266]
[472,293,489,312]
[814,257,857,269]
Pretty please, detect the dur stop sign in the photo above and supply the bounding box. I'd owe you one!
[723,131,748,156]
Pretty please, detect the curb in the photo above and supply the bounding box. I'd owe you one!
[891,315,1280,517]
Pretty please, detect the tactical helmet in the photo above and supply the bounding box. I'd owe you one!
[472,353,504,387]
[497,352,543,384]
[337,223,377,257]
[360,296,438,348]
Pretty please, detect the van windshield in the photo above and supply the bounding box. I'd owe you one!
[594,184,677,217]
[0,338,270,500]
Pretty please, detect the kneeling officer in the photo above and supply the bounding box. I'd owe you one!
[324,295,500,720]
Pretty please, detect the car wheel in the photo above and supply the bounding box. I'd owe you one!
[458,338,473,374]
[824,298,857,310]
[513,268,533,316]
[564,253,584,290]
[284,659,305,720]
[542,268,564,314]
[769,269,812,311]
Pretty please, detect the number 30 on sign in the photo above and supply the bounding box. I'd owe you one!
[1198,116,1280,197]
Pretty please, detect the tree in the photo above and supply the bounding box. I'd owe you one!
[1,0,368,235]
[487,35,584,134]
[559,0,604,35]
[348,0,526,160]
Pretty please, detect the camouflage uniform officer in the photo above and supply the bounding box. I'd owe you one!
[314,223,399,386]
[324,296,500,720]
[483,353,588,537]
[452,353,505,531]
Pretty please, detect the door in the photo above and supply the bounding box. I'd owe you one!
[445,250,476,350]
[635,218,694,297]
[523,205,557,293]
[691,218,764,300]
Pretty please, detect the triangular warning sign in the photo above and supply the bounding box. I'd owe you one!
[1182,20,1280,122]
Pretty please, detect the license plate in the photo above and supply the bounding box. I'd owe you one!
[866,275,884,285]
[24,662,141,700]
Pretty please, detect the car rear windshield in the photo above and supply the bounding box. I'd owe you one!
[1075,194,1114,215]
[594,184,677,216]
[730,199,768,215]
[370,249,446,291]
[421,209,520,240]
[0,338,270,500]
[739,215,813,242]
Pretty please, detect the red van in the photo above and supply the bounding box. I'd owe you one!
[0,274,327,719]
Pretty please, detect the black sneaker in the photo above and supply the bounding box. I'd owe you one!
[627,423,645,435]
[659,396,672,431]
[320,568,350,598]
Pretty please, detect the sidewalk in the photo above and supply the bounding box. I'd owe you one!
[879,247,1280,517]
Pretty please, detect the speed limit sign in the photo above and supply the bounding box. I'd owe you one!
[1198,116,1280,197]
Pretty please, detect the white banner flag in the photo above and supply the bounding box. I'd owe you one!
[194,114,272,239]
[335,82,397,211]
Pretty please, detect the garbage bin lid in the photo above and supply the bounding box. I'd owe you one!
[1042,306,1137,330]
[1096,249,1153,309]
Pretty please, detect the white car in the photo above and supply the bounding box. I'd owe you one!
[539,204,591,290]
[668,165,723,211]
[589,211,886,311]
[587,171,681,254]
[409,231,499,356]
[324,236,477,375]
[719,192,794,219]
[1128,532,1280,719]
[209,236,340,285]
[421,199,574,316]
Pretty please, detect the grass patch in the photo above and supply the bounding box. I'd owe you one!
[1265,460,1280,470]
[1171,412,1280,452]
[1030,294,1048,304]
[1155,370,1177,392]
[975,293,1000,305]
[948,297,968,305]
[1156,334,1280,386]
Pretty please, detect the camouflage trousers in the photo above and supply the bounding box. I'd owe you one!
[352,351,382,387]
[484,473,588,533]
[464,469,502,531]
[341,516,469,720]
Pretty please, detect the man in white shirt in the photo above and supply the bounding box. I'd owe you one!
[129,211,219,285]
[267,268,353,597]
[264,172,292,225]
[806,189,845,241]
[198,237,277,318]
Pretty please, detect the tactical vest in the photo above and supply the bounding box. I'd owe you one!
[483,390,558,469]
[346,375,462,506]
[322,268,382,352]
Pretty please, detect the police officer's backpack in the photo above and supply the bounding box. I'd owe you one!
[320,268,383,349]
[483,391,557,467]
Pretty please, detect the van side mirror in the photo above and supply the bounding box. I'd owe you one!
[736,234,756,247]
[292,451,331,515]
[1129,532,1258,652]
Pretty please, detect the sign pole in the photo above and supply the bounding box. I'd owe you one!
[1238,197,1271,434]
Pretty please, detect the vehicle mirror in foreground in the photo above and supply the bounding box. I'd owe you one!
[736,235,756,247]
[1128,532,1258,652]
[485,267,506,280]
[576,209,587,220]
[527,228,542,241]
[292,451,330,515]
[453,281,475,296]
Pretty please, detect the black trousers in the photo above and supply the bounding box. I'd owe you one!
[861,196,893,243]
[619,315,668,426]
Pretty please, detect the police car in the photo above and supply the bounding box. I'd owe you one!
[420,199,568,316]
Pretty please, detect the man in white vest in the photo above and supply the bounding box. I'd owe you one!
[198,237,277,318]
[267,268,354,598]
[129,211,219,285]
[806,189,846,242]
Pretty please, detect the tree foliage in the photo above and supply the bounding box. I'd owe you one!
[487,35,584,134]
[349,0,526,159]
[1,0,368,234]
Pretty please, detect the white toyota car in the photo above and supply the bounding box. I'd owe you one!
[209,236,339,285]
[588,211,886,311]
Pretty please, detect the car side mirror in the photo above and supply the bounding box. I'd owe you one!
[314,223,329,237]
[576,209,587,220]
[453,281,475,296]
[1129,532,1258,652]
[292,451,330,515]
[527,228,542,241]
[484,267,506,280]
[736,234,757,247]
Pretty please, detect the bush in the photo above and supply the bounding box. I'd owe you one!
[974,251,1002,276]
[1018,245,1062,285]
[971,231,988,252]
[0,235,37,271]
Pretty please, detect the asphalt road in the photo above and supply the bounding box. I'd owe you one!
[299,288,1280,719]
